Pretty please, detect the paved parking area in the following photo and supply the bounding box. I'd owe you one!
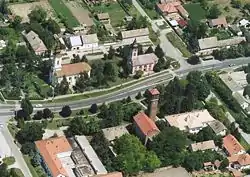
[138,167,191,177]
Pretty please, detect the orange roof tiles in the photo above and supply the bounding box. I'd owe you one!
[133,112,159,136]
[209,17,228,28]
[228,153,250,166]
[176,5,188,17]
[157,3,178,14]
[231,170,243,177]
[35,136,72,177]
[149,88,160,95]
[55,62,91,77]
[99,172,123,177]
[223,134,245,156]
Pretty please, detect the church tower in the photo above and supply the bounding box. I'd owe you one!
[148,88,160,122]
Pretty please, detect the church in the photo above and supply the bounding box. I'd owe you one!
[127,40,158,75]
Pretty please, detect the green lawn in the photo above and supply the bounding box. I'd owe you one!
[9,168,24,177]
[92,3,126,26]
[209,28,232,40]
[136,0,159,19]
[239,135,250,150]
[49,0,80,28]
[23,155,40,177]
[183,3,206,22]
[166,32,192,58]
[45,118,72,130]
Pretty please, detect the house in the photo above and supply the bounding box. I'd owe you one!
[219,71,247,94]
[157,1,189,18]
[228,153,250,170]
[239,19,250,28]
[233,92,249,109]
[97,13,110,24]
[35,136,73,177]
[208,17,228,28]
[177,19,188,28]
[223,134,245,156]
[231,170,244,177]
[67,33,99,51]
[97,172,123,177]
[75,135,107,175]
[127,39,158,75]
[133,112,160,145]
[197,36,246,56]
[121,28,152,46]
[165,109,215,134]
[191,140,216,152]
[24,30,47,55]
[204,160,221,171]
[208,120,227,136]
[54,62,91,86]
[229,25,243,36]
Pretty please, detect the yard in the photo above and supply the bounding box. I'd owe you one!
[49,0,80,28]
[136,0,159,19]
[9,1,56,23]
[91,2,126,27]
[166,32,192,58]
[183,3,206,22]
[23,155,46,177]
[208,28,232,40]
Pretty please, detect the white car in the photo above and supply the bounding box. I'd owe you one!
[35,104,43,108]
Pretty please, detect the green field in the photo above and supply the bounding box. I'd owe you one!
[183,3,206,22]
[92,3,126,26]
[49,0,80,27]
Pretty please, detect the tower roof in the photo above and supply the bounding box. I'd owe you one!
[149,88,160,95]
[131,38,138,48]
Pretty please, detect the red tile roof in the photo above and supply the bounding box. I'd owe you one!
[55,62,91,77]
[133,112,160,136]
[35,136,72,177]
[178,19,188,28]
[223,134,245,156]
[99,172,123,177]
[149,88,160,95]
[157,3,178,14]
[228,153,250,166]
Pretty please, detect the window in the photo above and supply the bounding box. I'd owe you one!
[69,77,72,80]
[57,60,59,65]
[77,47,79,50]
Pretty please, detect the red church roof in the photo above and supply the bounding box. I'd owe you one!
[133,112,159,136]
[149,88,160,95]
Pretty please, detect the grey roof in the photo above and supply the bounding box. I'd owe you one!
[191,140,216,152]
[218,36,246,47]
[219,73,244,93]
[121,28,149,39]
[102,124,129,142]
[198,37,218,50]
[25,30,47,52]
[81,34,99,44]
[133,53,158,66]
[229,25,241,33]
[69,36,82,47]
[233,92,247,105]
[75,135,107,175]
[208,120,226,134]
[97,13,110,20]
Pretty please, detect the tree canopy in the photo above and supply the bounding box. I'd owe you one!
[113,134,161,175]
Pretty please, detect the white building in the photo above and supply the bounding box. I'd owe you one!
[191,140,216,152]
[165,109,215,134]
[208,120,227,136]
[67,34,99,51]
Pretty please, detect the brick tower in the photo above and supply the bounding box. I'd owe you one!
[148,88,160,121]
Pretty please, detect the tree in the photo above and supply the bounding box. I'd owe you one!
[16,122,44,144]
[67,116,100,136]
[103,62,118,81]
[154,44,164,59]
[113,134,160,175]
[207,5,221,19]
[28,7,47,23]
[182,152,203,172]
[247,74,250,84]
[45,19,60,34]
[219,158,229,170]
[60,105,72,117]
[0,0,8,15]
[10,16,22,29]
[21,98,33,116]
[145,46,154,54]
[20,142,35,155]
[43,108,54,119]
[55,76,69,95]
[108,46,116,59]
[31,153,40,167]
[0,163,9,177]
[126,96,132,103]
[148,127,187,166]
[187,55,200,65]
[17,117,25,129]
[135,92,142,99]
[102,102,124,127]
[33,110,43,120]
[75,72,89,93]
[244,85,250,97]
[89,103,98,114]
[134,70,144,79]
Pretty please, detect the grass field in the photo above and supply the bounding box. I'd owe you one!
[92,3,126,26]
[166,32,192,58]
[183,3,206,22]
[49,0,80,27]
